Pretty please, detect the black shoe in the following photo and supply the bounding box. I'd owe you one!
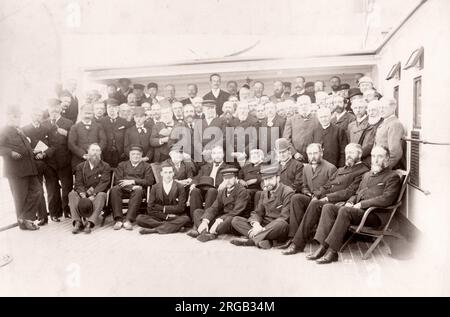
[84,222,93,234]
[19,219,40,231]
[51,216,60,222]
[139,228,158,235]
[65,213,72,219]
[197,232,217,243]
[306,245,328,261]
[186,229,199,238]
[274,239,292,250]
[37,218,48,226]
[282,243,302,255]
[257,240,272,249]
[230,239,255,247]
[316,250,339,264]
[72,221,83,234]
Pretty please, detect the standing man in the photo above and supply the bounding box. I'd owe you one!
[181,83,199,106]
[308,145,401,264]
[269,80,285,104]
[146,82,164,105]
[203,73,230,116]
[226,80,239,98]
[69,143,111,234]
[187,167,249,242]
[330,95,355,132]
[110,145,154,230]
[360,100,384,165]
[161,84,178,106]
[172,101,184,125]
[328,76,341,96]
[375,97,406,169]
[250,81,265,104]
[61,78,79,123]
[93,102,106,123]
[260,102,286,153]
[0,106,42,230]
[68,104,107,169]
[41,101,74,220]
[137,163,190,235]
[312,107,348,168]
[275,138,303,193]
[291,76,306,101]
[230,165,293,249]
[347,99,369,144]
[150,106,174,163]
[124,107,153,162]
[117,78,133,105]
[59,90,79,123]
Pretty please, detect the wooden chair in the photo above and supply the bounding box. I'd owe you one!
[100,172,151,226]
[339,169,409,260]
[150,162,162,184]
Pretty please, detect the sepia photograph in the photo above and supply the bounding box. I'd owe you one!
[0,0,449,302]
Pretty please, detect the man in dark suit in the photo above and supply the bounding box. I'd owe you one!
[285,143,336,242]
[137,163,190,234]
[0,106,42,230]
[347,99,368,144]
[203,73,230,116]
[163,145,196,187]
[275,138,303,193]
[238,149,264,212]
[312,107,348,167]
[41,101,74,220]
[330,95,355,132]
[307,145,401,264]
[150,106,174,163]
[68,104,107,169]
[227,102,258,157]
[69,143,111,234]
[259,102,285,154]
[59,90,79,123]
[132,84,146,107]
[22,108,52,225]
[360,100,383,165]
[290,76,306,101]
[188,146,227,219]
[269,80,286,104]
[230,165,294,249]
[124,107,153,162]
[98,98,131,167]
[110,145,154,231]
[116,78,133,105]
[181,83,198,106]
[187,167,249,242]
[282,143,369,254]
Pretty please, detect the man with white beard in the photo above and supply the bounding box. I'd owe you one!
[359,100,384,165]
[306,145,401,264]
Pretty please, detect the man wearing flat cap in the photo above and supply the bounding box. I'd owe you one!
[274,138,303,193]
[0,106,43,231]
[68,104,107,169]
[137,162,190,235]
[124,106,153,162]
[187,166,249,242]
[69,143,111,234]
[230,164,294,249]
[117,78,132,105]
[110,144,154,231]
[98,98,132,167]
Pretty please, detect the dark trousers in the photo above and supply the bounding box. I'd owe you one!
[231,216,289,245]
[36,174,48,220]
[314,204,381,252]
[288,193,311,237]
[192,209,235,235]
[8,175,43,221]
[136,212,190,234]
[292,199,328,250]
[45,165,73,217]
[245,188,260,215]
[189,187,218,219]
[110,185,144,222]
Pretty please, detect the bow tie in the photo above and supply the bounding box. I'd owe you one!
[137,127,147,134]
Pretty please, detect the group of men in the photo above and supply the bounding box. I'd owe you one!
[0,72,405,264]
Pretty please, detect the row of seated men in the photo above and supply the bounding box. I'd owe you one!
[62,137,401,265]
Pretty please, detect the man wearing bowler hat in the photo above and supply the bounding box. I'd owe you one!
[124,107,153,162]
[230,164,294,249]
[187,166,249,242]
[117,78,133,105]
[69,143,111,234]
[133,84,146,107]
[137,162,190,235]
[110,144,154,230]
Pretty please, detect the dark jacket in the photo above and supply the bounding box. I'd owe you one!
[193,162,228,188]
[302,159,337,196]
[202,183,249,222]
[331,111,356,132]
[162,158,196,180]
[147,181,187,218]
[279,158,304,193]
[259,114,286,151]
[124,125,153,161]
[150,121,172,163]
[61,91,79,123]
[192,117,223,161]
[249,183,294,225]
[41,116,73,169]
[203,89,230,116]
[98,116,132,167]
[360,118,383,165]
[347,116,369,144]
[74,160,111,195]
[22,123,52,174]
[312,124,348,167]
[283,114,319,161]
[238,162,262,190]
[68,121,107,169]
[114,160,154,189]
[348,168,401,209]
[0,126,38,178]
[315,162,369,202]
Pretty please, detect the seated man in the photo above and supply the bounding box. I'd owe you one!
[307,145,401,264]
[187,166,249,242]
[275,138,303,193]
[230,165,294,249]
[285,143,337,244]
[188,145,227,219]
[110,144,154,230]
[137,163,190,234]
[68,143,111,234]
[163,144,196,188]
[238,149,264,212]
[282,143,369,254]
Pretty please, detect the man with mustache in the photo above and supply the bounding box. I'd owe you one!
[283,143,336,246]
[69,143,111,234]
[330,95,355,132]
[281,143,369,254]
[230,164,294,249]
[347,99,369,144]
[203,73,230,116]
[360,100,384,165]
[269,80,285,104]
[238,149,265,212]
[306,145,401,264]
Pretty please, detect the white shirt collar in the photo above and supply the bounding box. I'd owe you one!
[212,88,220,98]
[357,114,368,123]
[163,181,173,194]
[131,161,140,168]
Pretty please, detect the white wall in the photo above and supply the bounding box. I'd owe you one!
[376,0,450,294]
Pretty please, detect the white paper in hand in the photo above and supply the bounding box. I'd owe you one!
[34,140,49,153]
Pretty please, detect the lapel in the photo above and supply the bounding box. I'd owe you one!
[222,187,235,205]
[167,181,177,201]
[311,162,323,180]
[280,159,290,172]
